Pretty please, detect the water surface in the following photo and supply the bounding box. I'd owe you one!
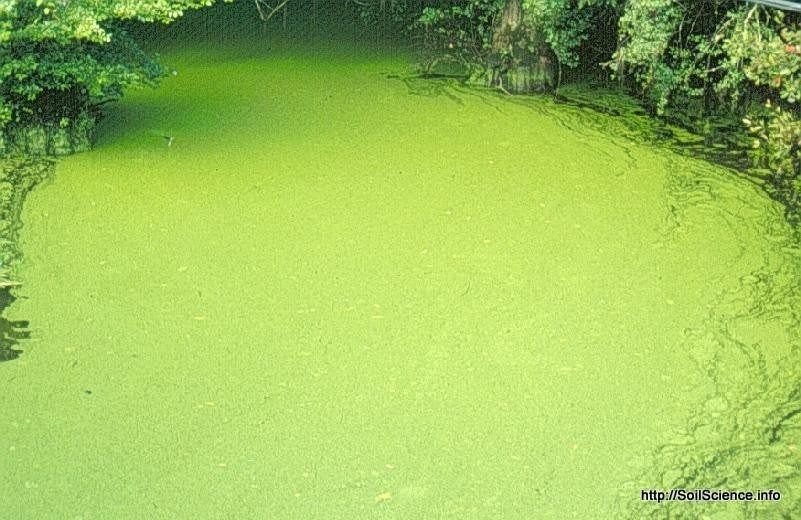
[2,39,800,518]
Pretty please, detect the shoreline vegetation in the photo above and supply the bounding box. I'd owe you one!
[0,157,51,361]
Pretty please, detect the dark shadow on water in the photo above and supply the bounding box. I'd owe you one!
[0,288,29,362]
[0,157,51,363]
[398,74,466,105]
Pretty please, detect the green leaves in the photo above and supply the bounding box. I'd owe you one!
[746,100,801,213]
[415,1,506,72]
[0,0,227,146]
[522,0,617,68]
[613,0,680,69]
[2,0,228,44]
[721,9,801,104]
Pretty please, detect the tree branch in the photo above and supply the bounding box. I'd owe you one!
[254,0,290,22]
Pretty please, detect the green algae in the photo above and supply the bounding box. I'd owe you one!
[620,162,801,518]
[0,33,800,519]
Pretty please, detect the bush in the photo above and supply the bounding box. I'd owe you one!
[0,0,227,155]
[746,101,801,217]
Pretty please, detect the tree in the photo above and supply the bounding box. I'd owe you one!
[0,0,228,155]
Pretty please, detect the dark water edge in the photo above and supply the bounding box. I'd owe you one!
[545,84,801,518]
[554,85,753,170]
[0,158,53,361]
[403,66,791,224]
[551,83,801,232]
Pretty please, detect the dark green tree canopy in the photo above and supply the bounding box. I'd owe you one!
[0,0,228,147]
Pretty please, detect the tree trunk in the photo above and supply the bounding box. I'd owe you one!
[487,0,555,94]
[491,0,522,53]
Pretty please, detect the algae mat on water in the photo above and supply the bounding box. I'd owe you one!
[1,41,800,518]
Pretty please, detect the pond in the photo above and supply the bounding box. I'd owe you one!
[1,35,800,518]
